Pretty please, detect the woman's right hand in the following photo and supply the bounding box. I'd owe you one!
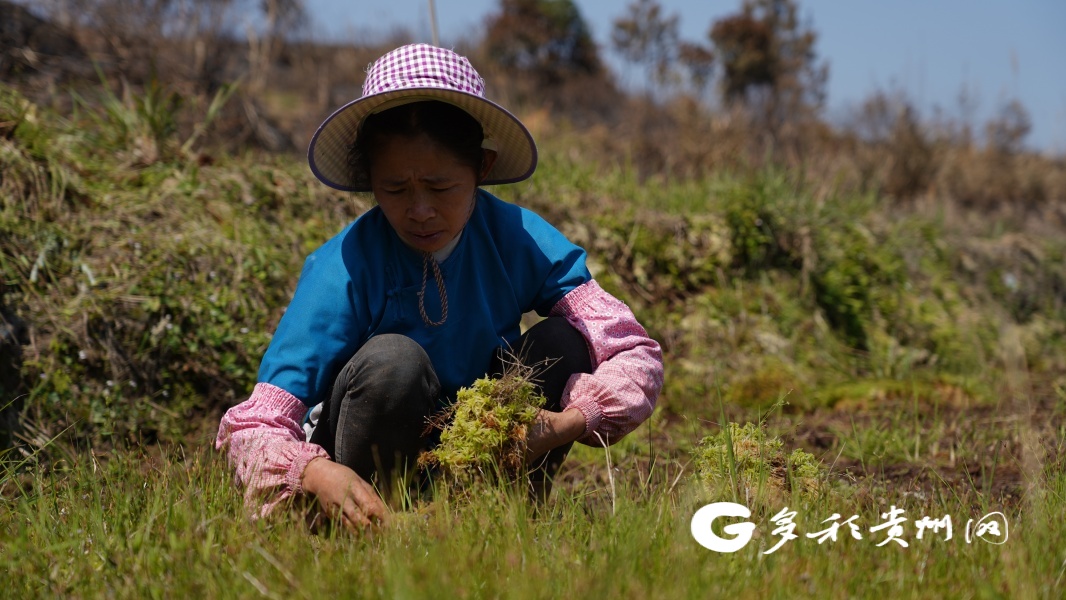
[301,457,390,531]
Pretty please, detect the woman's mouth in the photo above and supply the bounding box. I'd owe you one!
[407,231,444,248]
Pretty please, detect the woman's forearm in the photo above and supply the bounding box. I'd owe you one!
[526,407,586,461]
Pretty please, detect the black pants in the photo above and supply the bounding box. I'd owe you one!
[308,317,593,495]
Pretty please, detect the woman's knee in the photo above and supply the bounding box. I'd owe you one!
[336,334,440,418]
[324,334,439,475]
[357,333,433,378]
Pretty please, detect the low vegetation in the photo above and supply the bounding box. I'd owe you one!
[694,420,826,505]
[419,367,545,483]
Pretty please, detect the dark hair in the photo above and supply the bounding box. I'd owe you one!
[348,101,485,188]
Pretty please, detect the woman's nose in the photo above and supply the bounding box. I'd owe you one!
[407,193,435,222]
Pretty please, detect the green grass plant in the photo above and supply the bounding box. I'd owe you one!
[694,421,825,507]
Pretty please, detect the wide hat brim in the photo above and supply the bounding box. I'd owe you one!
[307,88,538,192]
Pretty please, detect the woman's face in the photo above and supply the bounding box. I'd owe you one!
[370,133,489,254]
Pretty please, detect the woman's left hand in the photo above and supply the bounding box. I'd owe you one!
[525,408,585,462]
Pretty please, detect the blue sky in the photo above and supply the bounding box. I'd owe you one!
[303,0,1066,154]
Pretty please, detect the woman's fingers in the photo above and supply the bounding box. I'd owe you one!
[340,500,374,531]
[348,479,390,525]
[304,459,392,532]
[334,478,390,533]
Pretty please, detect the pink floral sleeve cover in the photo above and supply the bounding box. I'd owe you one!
[548,279,663,445]
[214,383,330,518]
[215,278,663,516]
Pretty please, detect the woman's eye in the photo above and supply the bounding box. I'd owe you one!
[432,186,457,193]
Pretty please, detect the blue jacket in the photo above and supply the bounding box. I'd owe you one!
[258,189,591,405]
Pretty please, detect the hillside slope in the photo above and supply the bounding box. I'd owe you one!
[1,82,1064,454]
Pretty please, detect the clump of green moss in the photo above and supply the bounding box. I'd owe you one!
[693,422,824,504]
[419,365,545,483]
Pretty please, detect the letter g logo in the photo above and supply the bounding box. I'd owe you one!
[691,502,756,553]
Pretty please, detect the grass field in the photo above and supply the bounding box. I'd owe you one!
[1,422,1062,598]
[1,81,1065,598]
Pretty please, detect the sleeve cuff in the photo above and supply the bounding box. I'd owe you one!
[560,373,603,441]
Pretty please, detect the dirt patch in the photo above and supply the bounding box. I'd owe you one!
[782,390,1062,507]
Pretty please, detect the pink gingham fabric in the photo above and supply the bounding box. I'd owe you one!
[363,44,485,96]
[215,279,663,516]
[308,44,537,192]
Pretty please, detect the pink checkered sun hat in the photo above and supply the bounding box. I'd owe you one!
[308,44,537,192]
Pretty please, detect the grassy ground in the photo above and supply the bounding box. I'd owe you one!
[2,82,1065,597]
[1,427,1062,598]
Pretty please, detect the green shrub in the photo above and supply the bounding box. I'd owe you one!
[0,83,363,448]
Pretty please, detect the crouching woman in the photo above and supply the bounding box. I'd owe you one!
[216,44,663,531]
